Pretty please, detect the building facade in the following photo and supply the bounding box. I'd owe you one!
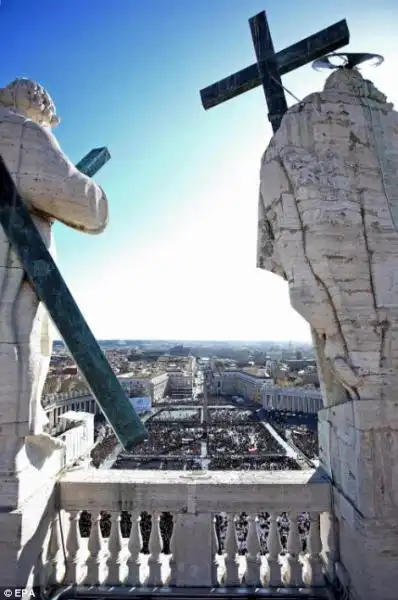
[262,386,323,414]
[44,372,169,428]
[218,370,274,403]
[210,369,322,414]
[118,372,169,403]
[167,370,193,397]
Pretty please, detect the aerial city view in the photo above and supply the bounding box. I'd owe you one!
[0,0,397,599]
[46,338,320,472]
[45,339,321,557]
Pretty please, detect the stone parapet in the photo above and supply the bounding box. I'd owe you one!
[41,468,334,590]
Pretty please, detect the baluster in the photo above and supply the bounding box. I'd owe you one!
[283,513,303,587]
[146,512,163,586]
[125,511,142,586]
[211,515,219,586]
[105,512,123,585]
[244,516,261,586]
[84,511,104,585]
[46,512,63,585]
[224,514,240,586]
[65,511,82,584]
[303,512,324,586]
[167,515,177,586]
[266,513,282,587]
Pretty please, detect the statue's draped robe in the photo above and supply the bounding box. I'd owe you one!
[0,106,108,437]
[256,70,398,406]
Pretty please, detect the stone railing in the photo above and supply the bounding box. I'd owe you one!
[41,468,334,591]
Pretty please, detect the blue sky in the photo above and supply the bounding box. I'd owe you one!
[1,0,398,341]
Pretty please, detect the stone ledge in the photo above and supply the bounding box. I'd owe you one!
[59,467,327,485]
[46,586,335,600]
[58,468,331,514]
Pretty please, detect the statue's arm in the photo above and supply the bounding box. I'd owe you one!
[18,121,108,233]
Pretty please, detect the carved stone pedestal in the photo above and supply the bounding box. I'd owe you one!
[0,428,65,587]
[319,400,398,600]
[0,472,57,587]
[334,489,398,600]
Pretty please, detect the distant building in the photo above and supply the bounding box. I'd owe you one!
[169,345,191,356]
[118,372,168,403]
[207,367,322,414]
[262,386,322,414]
[218,369,273,403]
[167,370,193,397]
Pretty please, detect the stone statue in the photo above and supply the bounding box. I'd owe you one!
[257,68,398,407]
[0,78,108,458]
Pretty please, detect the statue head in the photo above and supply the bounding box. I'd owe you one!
[0,78,60,128]
[323,67,388,104]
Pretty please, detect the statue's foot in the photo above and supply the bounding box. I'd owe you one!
[25,432,66,458]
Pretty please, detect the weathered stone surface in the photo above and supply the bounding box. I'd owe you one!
[257,69,398,406]
[334,486,398,600]
[58,468,331,514]
[257,69,398,599]
[0,469,57,587]
[319,402,398,519]
[173,513,214,586]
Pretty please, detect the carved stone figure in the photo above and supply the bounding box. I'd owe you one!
[0,78,108,456]
[257,68,398,407]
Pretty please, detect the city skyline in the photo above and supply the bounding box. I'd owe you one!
[2,0,397,341]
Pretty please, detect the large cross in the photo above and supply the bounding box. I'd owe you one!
[0,149,148,451]
[200,11,350,132]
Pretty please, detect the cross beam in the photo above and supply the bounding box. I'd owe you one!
[0,152,148,451]
[200,12,349,132]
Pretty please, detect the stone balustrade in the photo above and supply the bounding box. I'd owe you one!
[41,468,334,591]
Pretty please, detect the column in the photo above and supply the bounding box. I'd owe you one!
[172,513,214,586]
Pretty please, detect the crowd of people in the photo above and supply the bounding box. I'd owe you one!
[151,409,200,424]
[209,408,255,424]
[208,456,300,470]
[155,396,226,407]
[215,511,311,554]
[207,424,282,456]
[123,423,203,457]
[91,407,319,470]
[266,412,319,460]
[290,428,319,459]
[90,423,118,468]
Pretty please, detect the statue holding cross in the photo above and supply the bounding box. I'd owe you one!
[0,78,109,456]
[0,78,148,468]
[201,8,398,409]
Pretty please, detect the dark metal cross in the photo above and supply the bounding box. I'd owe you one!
[200,11,350,132]
[0,148,148,451]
